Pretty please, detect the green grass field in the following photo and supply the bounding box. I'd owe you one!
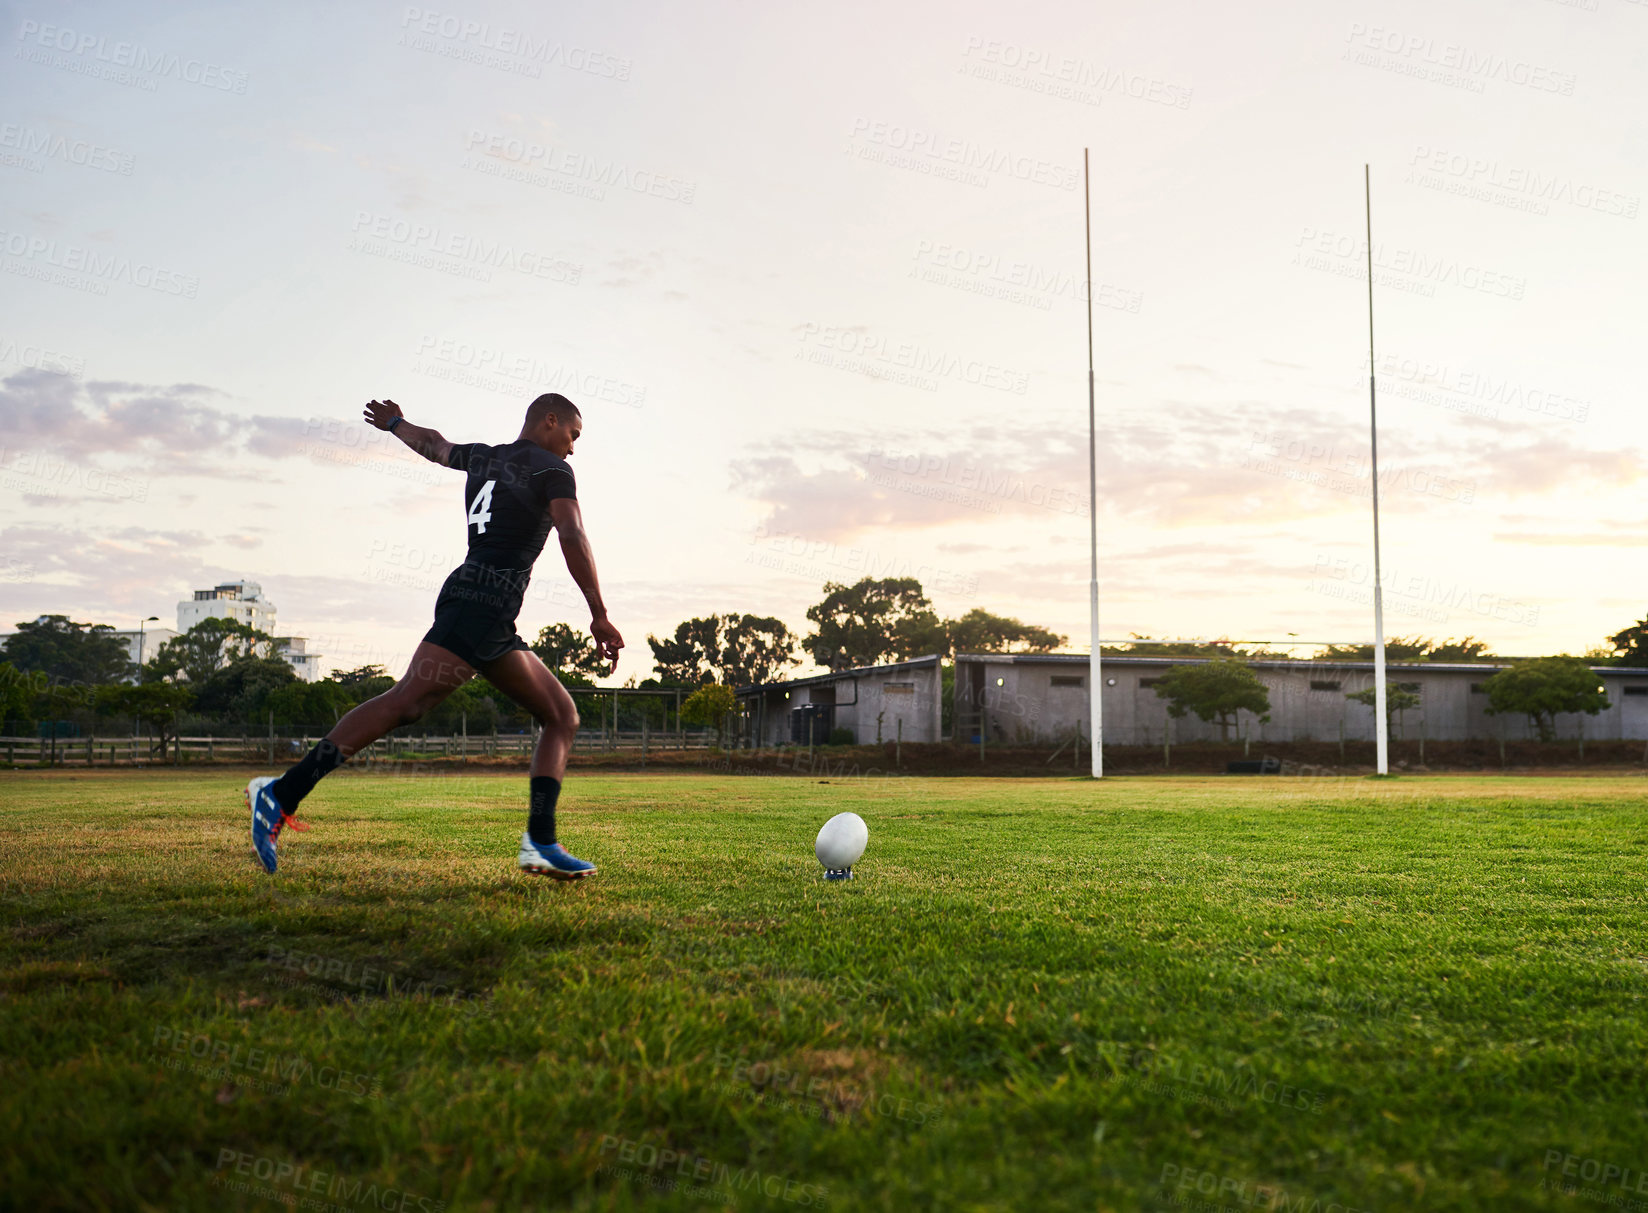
[3,768,1646,1212]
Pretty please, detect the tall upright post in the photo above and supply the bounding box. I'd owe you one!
[1365,165,1389,775]
[1085,148,1103,778]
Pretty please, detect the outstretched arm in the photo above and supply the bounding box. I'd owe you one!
[363,399,453,466]
[550,497,623,674]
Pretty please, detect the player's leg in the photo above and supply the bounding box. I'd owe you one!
[478,648,595,879]
[247,642,474,873]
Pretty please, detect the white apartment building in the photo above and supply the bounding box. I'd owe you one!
[174,580,323,682]
[176,580,278,634]
[275,636,322,682]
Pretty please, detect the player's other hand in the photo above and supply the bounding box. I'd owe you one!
[363,399,403,431]
[591,617,624,675]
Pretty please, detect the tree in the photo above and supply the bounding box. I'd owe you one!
[97,682,195,757]
[804,578,943,672]
[1608,616,1648,668]
[645,615,800,687]
[719,614,800,686]
[192,656,299,722]
[147,617,276,684]
[332,664,389,686]
[532,623,608,678]
[1427,637,1492,661]
[1314,636,1491,663]
[1482,656,1610,742]
[944,609,1065,657]
[328,666,395,702]
[648,616,722,685]
[680,683,737,748]
[1316,635,1436,662]
[1109,634,1289,660]
[1346,682,1422,739]
[1152,658,1271,743]
[265,678,355,728]
[0,661,37,734]
[2,614,134,685]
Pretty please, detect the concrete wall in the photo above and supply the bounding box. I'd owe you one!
[739,657,942,746]
[955,655,1648,745]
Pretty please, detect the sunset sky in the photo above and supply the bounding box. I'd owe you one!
[2,0,1644,682]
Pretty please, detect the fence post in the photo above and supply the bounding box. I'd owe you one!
[461,712,467,764]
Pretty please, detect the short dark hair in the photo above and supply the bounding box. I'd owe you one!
[526,393,580,427]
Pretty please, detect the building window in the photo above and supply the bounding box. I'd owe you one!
[1309,680,1341,691]
[1139,678,1163,688]
[1050,675,1084,688]
[1625,686,1648,697]
[884,682,915,694]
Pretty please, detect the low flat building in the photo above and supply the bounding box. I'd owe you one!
[736,655,943,747]
[955,653,1648,745]
[108,626,179,673]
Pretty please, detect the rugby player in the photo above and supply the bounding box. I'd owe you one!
[244,392,622,880]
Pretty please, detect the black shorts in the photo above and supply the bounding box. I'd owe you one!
[422,564,532,669]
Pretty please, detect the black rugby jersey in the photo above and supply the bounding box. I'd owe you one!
[446,439,577,572]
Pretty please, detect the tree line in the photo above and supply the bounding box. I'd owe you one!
[644,577,1064,686]
[3,594,1643,747]
[0,615,653,746]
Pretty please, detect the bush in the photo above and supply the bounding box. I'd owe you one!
[828,727,855,746]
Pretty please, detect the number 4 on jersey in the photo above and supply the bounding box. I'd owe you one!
[466,479,496,534]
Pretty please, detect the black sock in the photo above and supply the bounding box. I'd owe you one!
[269,738,347,813]
[529,776,561,845]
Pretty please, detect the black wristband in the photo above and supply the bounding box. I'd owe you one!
[387,416,404,433]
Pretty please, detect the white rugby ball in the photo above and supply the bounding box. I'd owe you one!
[815,811,868,870]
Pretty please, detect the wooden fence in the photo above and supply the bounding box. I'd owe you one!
[0,726,718,768]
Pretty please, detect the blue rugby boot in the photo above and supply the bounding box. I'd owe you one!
[246,775,309,874]
[518,832,597,880]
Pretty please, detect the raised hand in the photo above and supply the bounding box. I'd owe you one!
[363,398,404,431]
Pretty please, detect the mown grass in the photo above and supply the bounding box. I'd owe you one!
[2,768,1646,1211]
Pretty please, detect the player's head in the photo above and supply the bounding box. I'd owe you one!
[521,393,582,457]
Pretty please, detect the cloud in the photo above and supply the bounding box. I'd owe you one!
[0,369,401,483]
[0,523,427,644]
[727,404,1648,543]
[1494,520,1648,546]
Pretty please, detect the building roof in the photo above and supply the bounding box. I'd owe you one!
[735,653,942,696]
[954,652,1648,677]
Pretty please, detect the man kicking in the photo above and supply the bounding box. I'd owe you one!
[245,392,622,879]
